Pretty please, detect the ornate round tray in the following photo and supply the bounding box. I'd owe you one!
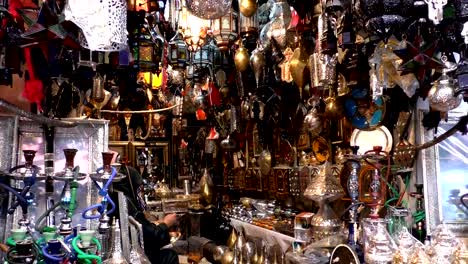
[89,172,126,183]
[53,171,87,181]
[350,126,393,155]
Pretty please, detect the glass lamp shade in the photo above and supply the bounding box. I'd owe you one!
[186,0,232,19]
[211,9,239,51]
[169,31,189,68]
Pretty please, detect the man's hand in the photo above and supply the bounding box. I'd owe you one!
[163,213,177,228]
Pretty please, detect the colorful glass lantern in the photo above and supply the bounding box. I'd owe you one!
[131,25,161,71]
[211,8,239,51]
[169,31,189,68]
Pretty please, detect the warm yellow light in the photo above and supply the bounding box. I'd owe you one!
[179,8,210,51]
[141,72,163,89]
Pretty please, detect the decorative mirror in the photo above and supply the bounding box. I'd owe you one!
[420,103,468,239]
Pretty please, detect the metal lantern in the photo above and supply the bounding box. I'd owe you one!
[168,31,189,68]
[193,38,217,68]
[131,26,161,71]
[239,11,258,36]
[211,8,239,51]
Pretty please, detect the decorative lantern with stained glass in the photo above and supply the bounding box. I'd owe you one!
[168,31,189,68]
[211,8,239,52]
[131,21,163,71]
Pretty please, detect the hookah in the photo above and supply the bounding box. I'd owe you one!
[83,151,125,257]
[83,152,123,222]
[0,150,40,230]
[341,146,364,259]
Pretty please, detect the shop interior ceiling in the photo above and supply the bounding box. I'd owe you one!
[0,0,467,162]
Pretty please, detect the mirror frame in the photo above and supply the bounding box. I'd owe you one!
[419,106,468,238]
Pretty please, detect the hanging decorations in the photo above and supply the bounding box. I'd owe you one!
[211,7,238,51]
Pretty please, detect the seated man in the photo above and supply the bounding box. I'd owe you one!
[110,153,179,264]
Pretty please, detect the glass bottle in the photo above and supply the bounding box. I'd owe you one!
[103,220,129,264]
[129,224,150,264]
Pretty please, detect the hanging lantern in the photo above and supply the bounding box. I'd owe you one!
[131,20,161,71]
[211,8,239,52]
[239,12,258,36]
[179,6,210,51]
[193,38,217,69]
[239,11,259,49]
[168,31,189,68]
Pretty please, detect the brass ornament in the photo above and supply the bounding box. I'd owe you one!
[239,0,258,17]
[250,47,266,88]
[235,46,250,72]
[289,46,309,98]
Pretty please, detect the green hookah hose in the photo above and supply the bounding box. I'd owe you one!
[71,235,102,264]
[68,181,79,218]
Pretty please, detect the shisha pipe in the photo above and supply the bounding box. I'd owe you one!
[0,150,39,224]
[82,152,117,220]
[363,146,390,219]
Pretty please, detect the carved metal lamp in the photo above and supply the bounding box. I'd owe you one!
[304,162,345,241]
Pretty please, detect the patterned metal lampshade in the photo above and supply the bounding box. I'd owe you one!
[304,162,345,202]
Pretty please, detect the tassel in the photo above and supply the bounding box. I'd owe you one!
[23,47,44,110]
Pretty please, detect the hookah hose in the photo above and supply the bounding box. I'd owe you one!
[42,244,67,263]
[71,235,102,264]
[0,166,38,214]
[82,167,117,219]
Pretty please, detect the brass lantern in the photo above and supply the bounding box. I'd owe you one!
[211,8,239,51]
[168,31,189,68]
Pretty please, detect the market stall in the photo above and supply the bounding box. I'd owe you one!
[0,0,467,263]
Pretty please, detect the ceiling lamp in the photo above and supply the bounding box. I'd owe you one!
[211,8,239,52]
[185,0,232,19]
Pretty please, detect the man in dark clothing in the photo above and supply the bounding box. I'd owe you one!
[110,153,179,264]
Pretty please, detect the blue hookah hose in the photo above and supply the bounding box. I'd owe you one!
[81,167,117,219]
[0,166,38,214]
[42,245,66,263]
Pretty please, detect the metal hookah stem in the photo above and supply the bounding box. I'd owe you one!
[44,125,55,226]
